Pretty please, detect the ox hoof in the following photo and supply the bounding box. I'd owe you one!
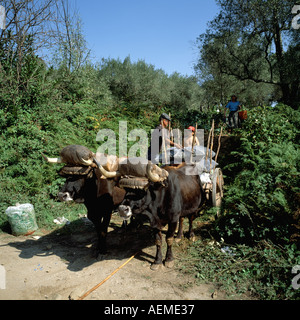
[175,237,182,243]
[150,263,163,271]
[164,260,174,269]
[188,233,196,242]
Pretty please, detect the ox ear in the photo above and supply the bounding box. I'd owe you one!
[41,153,62,164]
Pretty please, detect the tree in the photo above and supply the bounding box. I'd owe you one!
[0,0,58,81]
[0,0,59,119]
[52,0,90,73]
[98,56,204,112]
[195,0,299,108]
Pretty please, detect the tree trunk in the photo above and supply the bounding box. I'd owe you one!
[273,21,291,105]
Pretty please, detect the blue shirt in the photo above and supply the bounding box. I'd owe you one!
[226,101,240,112]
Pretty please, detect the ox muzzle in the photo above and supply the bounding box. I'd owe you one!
[58,191,74,202]
[58,191,85,203]
[118,205,133,221]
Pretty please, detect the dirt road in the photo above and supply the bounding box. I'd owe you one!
[0,215,236,300]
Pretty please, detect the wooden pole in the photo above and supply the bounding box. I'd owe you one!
[214,127,223,166]
[205,125,212,162]
[210,120,215,172]
[169,112,173,143]
[161,119,167,164]
[78,252,139,300]
[190,123,198,163]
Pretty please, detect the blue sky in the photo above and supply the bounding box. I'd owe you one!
[75,0,219,76]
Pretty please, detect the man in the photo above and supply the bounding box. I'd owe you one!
[224,95,241,131]
[147,113,182,162]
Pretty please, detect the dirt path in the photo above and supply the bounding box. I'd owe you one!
[0,215,241,300]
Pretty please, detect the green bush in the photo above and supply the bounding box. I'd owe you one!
[215,105,300,244]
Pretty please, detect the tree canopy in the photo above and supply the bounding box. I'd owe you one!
[195,0,300,108]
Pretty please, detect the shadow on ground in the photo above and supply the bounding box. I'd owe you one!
[2,215,157,272]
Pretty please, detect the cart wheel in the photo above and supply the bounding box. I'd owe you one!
[212,168,224,212]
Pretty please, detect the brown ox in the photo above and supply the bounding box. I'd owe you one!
[118,163,204,270]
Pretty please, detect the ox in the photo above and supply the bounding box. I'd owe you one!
[42,145,126,254]
[118,163,204,270]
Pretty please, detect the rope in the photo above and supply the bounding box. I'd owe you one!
[77,251,139,300]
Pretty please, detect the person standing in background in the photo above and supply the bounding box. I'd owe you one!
[224,95,241,132]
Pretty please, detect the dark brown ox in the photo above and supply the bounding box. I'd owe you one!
[118,163,204,270]
[42,145,125,254]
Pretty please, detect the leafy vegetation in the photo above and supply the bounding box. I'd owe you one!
[177,104,300,300]
[216,105,300,245]
[178,238,299,300]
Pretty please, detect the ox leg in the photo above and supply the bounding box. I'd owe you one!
[99,211,112,254]
[87,198,113,255]
[151,228,163,271]
[175,216,184,243]
[88,209,108,255]
[188,214,196,242]
[164,222,177,268]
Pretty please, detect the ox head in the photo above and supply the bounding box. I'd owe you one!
[57,166,93,203]
[42,145,121,179]
[117,160,169,221]
[42,145,122,204]
[118,189,148,219]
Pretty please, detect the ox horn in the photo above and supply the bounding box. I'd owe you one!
[41,153,63,164]
[93,158,121,178]
[146,163,162,183]
[79,158,94,166]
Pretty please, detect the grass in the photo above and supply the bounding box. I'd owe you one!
[174,216,300,300]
